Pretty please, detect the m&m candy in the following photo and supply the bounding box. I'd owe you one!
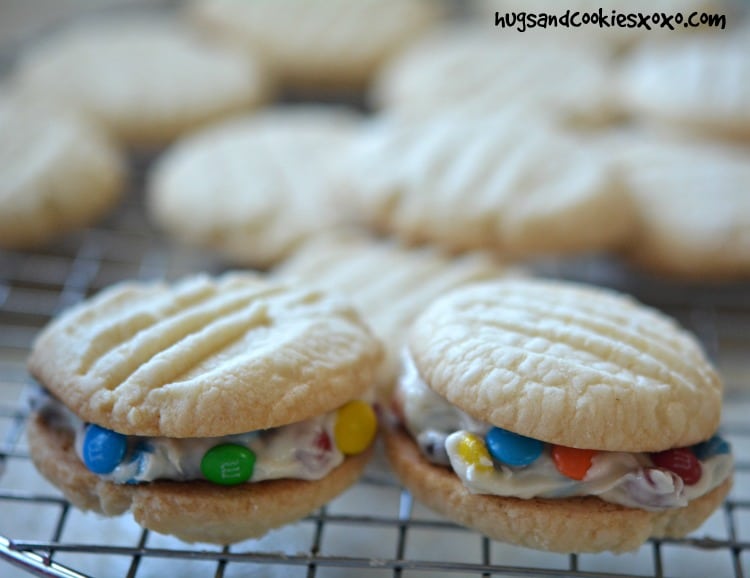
[82,424,128,474]
[314,430,333,452]
[551,445,598,481]
[333,400,377,455]
[201,444,256,485]
[485,427,543,467]
[456,432,494,472]
[417,429,450,465]
[693,435,731,461]
[651,447,702,486]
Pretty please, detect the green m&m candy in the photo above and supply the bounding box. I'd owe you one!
[200,444,256,485]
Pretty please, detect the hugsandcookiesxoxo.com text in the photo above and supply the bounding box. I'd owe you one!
[495,9,727,32]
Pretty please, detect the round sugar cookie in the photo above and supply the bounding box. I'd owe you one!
[148,107,361,268]
[28,272,383,437]
[606,135,750,279]
[274,232,523,391]
[373,26,615,124]
[28,412,372,544]
[345,112,633,258]
[407,279,722,452]
[383,424,731,553]
[617,29,750,140]
[187,0,443,90]
[13,17,270,146]
[0,94,125,249]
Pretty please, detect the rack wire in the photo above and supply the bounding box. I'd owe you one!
[1,5,750,577]
[0,148,748,578]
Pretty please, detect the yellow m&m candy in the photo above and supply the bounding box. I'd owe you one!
[456,432,494,472]
[334,400,377,455]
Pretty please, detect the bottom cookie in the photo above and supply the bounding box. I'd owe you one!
[383,424,731,553]
[27,412,371,544]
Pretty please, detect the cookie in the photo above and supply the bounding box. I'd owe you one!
[147,106,361,268]
[274,232,523,391]
[617,28,750,140]
[13,17,270,147]
[387,279,732,552]
[409,280,722,450]
[372,26,615,124]
[0,94,125,250]
[605,134,750,279]
[187,0,443,90]
[383,427,731,553]
[29,273,382,435]
[27,273,383,543]
[345,112,633,258]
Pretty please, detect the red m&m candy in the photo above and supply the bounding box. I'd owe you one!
[314,431,333,452]
[551,445,598,481]
[650,448,702,486]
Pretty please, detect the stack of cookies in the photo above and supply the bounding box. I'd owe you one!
[1,0,745,556]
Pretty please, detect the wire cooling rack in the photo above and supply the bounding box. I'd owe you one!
[1,4,750,575]
[0,153,748,578]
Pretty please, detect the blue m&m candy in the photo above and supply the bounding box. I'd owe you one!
[693,435,731,461]
[82,424,128,474]
[485,427,543,467]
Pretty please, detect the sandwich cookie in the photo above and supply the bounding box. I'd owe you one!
[386,280,733,553]
[27,273,382,543]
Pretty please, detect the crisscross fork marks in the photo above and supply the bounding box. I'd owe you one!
[452,289,716,394]
[85,284,287,391]
[409,280,722,451]
[76,276,218,374]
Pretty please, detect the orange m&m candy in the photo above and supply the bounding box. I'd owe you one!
[552,445,598,481]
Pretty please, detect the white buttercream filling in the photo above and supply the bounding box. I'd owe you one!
[31,387,347,484]
[397,353,733,512]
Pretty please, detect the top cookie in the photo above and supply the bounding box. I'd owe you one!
[408,280,722,452]
[187,0,443,90]
[28,273,383,437]
[13,17,270,146]
[0,93,125,249]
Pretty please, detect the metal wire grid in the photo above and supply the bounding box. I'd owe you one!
[0,151,747,578]
[1,4,750,572]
